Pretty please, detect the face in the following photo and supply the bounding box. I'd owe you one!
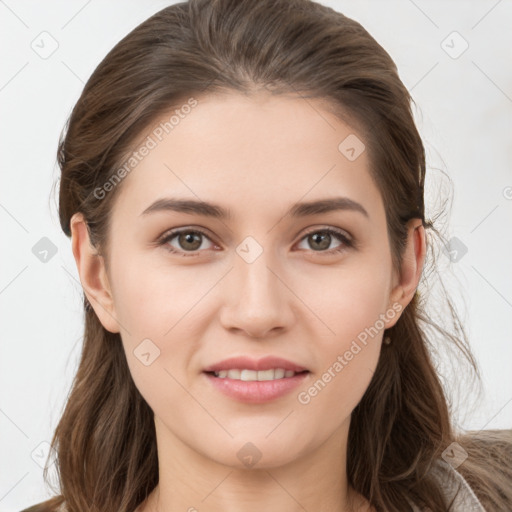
[82,92,410,470]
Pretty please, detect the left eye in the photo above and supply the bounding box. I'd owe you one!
[296,228,353,254]
[159,227,353,257]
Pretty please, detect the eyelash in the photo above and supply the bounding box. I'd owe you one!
[157,226,354,258]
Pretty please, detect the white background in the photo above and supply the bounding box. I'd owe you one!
[1,1,511,510]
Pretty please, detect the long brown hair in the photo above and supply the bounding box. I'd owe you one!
[23,1,511,511]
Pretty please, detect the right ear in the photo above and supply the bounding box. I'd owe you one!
[70,212,120,333]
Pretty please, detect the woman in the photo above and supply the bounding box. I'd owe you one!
[22,0,512,511]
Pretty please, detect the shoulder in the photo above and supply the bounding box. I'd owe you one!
[456,428,512,458]
[427,458,487,511]
[407,430,512,511]
[449,429,512,510]
[406,456,486,511]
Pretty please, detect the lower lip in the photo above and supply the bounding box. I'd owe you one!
[203,371,309,404]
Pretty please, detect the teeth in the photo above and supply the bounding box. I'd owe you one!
[274,368,285,379]
[213,368,301,381]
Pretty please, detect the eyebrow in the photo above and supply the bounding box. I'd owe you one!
[139,196,369,220]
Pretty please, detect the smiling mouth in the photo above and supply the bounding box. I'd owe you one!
[205,369,309,381]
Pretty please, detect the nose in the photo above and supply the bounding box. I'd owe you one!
[219,248,294,339]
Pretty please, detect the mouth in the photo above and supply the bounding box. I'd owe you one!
[204,368,309,381]
[202,355,310,403]
[203,369,310,403]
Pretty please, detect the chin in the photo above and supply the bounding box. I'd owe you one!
[204,435,308,471]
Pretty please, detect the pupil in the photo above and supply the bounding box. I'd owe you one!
[180,232,201,250]
[311,232,330,251]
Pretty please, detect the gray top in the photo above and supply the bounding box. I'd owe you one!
[54,458,486,511]
[407,458,486,511]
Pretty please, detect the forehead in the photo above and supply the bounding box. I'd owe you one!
[112,91,384,222]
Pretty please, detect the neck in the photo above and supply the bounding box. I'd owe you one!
[137,416,372,512]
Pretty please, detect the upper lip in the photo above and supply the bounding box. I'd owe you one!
[203,356,309,373]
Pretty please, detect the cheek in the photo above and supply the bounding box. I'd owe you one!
[112,257,205,417]
[296,282,386,425]
[305,256,392,342]
[296,259,390,406]
[294,340,379,443]
[111,250,209,334]
[110,254,220,382]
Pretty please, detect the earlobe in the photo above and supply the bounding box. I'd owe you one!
[386,219,426,328]
[70,212,120,333]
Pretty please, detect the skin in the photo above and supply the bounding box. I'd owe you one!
[70,91,426,512]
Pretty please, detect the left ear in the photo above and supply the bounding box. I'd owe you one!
[386,218,426,328]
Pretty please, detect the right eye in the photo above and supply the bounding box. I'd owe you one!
[159,228,218,257]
